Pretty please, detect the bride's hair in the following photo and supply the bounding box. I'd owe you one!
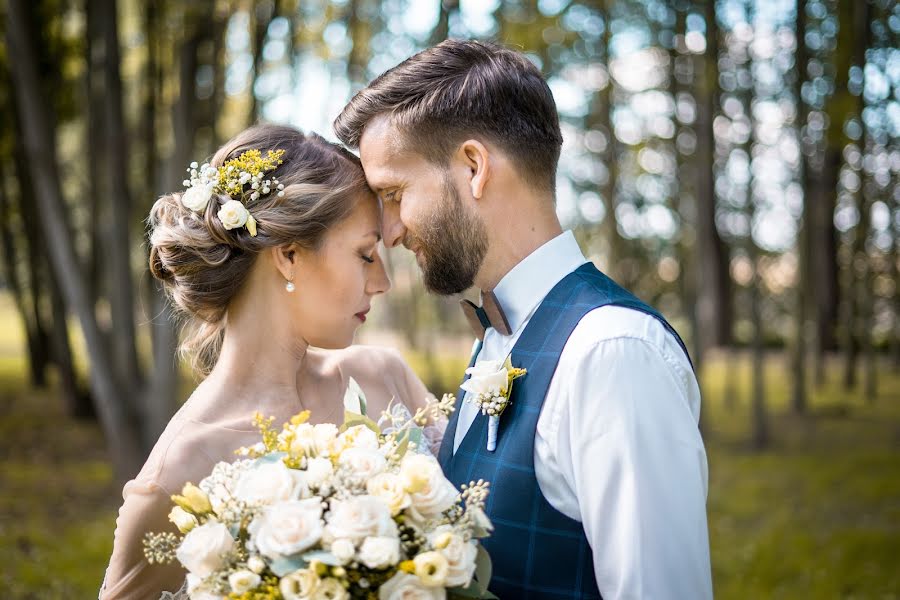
[147,123,369,377]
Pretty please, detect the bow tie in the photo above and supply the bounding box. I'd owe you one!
[460,291,512,340]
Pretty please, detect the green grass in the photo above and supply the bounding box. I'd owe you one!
[1,295,898,598]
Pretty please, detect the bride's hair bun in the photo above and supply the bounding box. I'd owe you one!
[146,123,369,376]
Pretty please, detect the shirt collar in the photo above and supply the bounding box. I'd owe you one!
[488,230,588,336]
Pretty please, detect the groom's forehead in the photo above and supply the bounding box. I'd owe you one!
[359,116,418,187]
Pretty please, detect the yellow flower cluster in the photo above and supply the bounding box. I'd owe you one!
[216,149,285,199]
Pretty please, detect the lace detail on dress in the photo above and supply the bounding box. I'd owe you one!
[159,580,189,599]
[377,401,447,457]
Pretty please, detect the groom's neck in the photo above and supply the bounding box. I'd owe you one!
[474,188,562,292]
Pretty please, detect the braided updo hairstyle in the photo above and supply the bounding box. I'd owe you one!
[148,124,370,376]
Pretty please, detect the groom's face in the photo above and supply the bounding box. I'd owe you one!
[358,116,487,295]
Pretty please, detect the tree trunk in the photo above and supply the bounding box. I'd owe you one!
[600,0,624,284]
[99,0,142,397]
[6,0,143,480]
[430,0,459,45]
[790,0,809,414]
[695,0,732,352]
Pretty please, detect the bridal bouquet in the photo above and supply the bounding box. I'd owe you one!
[144,381,495,600]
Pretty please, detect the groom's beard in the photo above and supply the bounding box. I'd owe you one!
[405,177,488,296]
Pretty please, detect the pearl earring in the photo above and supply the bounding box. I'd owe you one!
[285,275,295,292]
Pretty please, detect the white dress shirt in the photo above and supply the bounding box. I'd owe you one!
[453,231,713,599]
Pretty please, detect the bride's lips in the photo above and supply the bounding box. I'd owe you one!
[355,309,370,323]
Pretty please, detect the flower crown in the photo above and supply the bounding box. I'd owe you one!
[180,149,286,237]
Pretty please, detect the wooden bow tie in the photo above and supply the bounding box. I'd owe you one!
[460,290,512,340]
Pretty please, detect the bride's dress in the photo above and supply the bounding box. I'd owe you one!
[99,347,441,600]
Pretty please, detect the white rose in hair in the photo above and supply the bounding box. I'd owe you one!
[181,183,214,212]
[400,454,458,519]
[175,520,235,577]
[339,447,387,480]
[235,460,308,504]
[378,572,446,600]
[326,495,397,543]
[249,498,324,560]
[460,359,507,397]
[428,526,478,587]
[358,535,401,569]
[217,199,250,230]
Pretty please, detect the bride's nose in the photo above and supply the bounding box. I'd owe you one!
[366,248,392,296]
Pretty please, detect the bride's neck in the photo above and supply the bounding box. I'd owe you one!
[204,298,309,407]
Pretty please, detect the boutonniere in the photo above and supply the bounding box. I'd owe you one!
[460,356,527,452]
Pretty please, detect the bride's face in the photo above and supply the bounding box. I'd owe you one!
[291,195,391,348]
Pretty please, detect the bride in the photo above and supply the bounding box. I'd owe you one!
[99,124,441,599]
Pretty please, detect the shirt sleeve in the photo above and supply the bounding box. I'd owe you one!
[100,478,187,599]
[555,335,713,599]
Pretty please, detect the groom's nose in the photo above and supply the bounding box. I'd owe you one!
[381,200,405,249]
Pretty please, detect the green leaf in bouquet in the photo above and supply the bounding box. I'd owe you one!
[343,377,368,416]
[269,553,309,577]
[301,550,342,566]
[340,411,381,434]
[255,452,288,465]
[408,427,423,449]
[394,429,411,459]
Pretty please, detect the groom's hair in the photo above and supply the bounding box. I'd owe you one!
[333,39,562,193]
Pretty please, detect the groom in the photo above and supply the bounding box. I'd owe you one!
[335,40,713,599]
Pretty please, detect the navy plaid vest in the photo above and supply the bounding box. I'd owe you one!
[438,262,690,599]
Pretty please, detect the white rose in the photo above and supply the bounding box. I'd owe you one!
[305,457,335,489]
[249,498,324,560]
[330,538,355,564]
[459,359,507,397]
[229,569,261,594]
[217,199,250,230]
[314,423,340,455]
[428,527,477,587]
[280,568,319,600]
[289,424,319,457]
[336,424,379,452]
[414,551,449,587]
[400,455,458,519]
[358,536,401,569]
[326,495,397,543]
[181,184,213,212]
[339,447,387,480]
[379,572,446,600]
[235,460,307,505]
[175,521,234,577]
[366,473,411,515]
[314,577,349,600]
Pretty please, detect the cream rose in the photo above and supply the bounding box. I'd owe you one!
[459,359,507,397]
[414,551,449,587]
[400,455,458,519]
[378,572,446,600]
[366,473,411,515]
[280,568,319,600]
[326,495,397,543]
[249,498,324,560]
[175,520,235,577]
[217,199,250,230]
[169,506,198,533]
[336,424,379,452]
[235,460,307,504]
[339,447,387,480]
[181,184,213,211]
[428,526,478,587]
[358,536,401,569]
[229,569,261,594]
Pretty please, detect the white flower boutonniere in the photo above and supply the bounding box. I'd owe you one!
[460,356,526,452]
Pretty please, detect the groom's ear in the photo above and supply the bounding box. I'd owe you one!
[458,139,491,200]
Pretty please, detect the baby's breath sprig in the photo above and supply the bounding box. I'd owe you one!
[143,531,181,564]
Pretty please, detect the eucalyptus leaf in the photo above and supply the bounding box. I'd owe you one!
[343,377,368,416]
[269,553,309,577]
[474,544,493,589]
[256,452,287,465]
[340,412,381,434]
[301,550,342,566]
